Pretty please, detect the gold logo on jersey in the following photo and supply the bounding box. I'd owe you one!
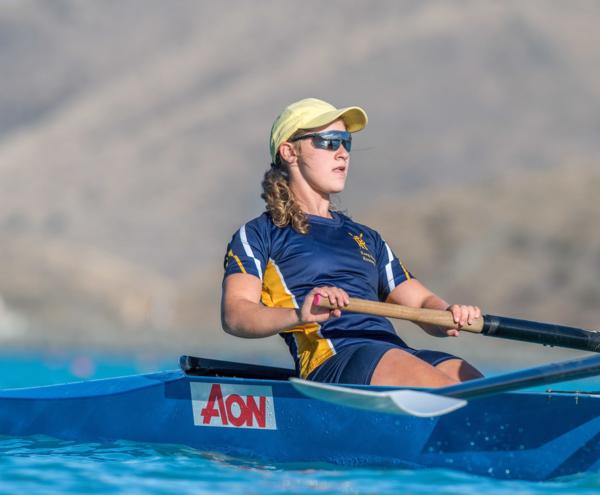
[349,232,368,251]
[349,232,376,265]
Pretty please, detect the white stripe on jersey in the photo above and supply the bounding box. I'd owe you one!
[240,224,263,279]
[383,241,396,293]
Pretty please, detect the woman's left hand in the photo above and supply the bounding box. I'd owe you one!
[446,304,482,336]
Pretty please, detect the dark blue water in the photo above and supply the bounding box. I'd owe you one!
[1,352,600,494]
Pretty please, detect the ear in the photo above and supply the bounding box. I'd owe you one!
[278,141,298,165]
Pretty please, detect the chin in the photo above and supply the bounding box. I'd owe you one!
[315,178,346,195]
[329,184,346,194]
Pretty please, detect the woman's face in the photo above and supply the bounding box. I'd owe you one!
[288,119,350,196]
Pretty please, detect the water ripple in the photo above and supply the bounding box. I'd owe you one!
[1,435,600,495]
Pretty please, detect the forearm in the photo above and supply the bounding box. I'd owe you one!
[387,279,480,338]
[386,279,450,337]
[419,293,451,337]
[222,299,300,338]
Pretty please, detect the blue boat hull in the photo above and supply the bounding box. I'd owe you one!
[0,371,599,480]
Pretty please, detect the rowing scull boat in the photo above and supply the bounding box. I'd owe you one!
[1,355,600,480]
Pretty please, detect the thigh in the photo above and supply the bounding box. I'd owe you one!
[370,348,459,388]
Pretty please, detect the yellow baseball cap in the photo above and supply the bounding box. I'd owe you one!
[269,98,368,163]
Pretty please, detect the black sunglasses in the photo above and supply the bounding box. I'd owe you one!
[290,130,352,152]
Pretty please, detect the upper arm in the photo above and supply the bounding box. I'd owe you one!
[385,278,434,307]
[221,219,269,328]
[221,273,263,331]
[222,273,262,306]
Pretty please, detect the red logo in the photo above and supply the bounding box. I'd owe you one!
[200,383,267,427]
[190,382,277,429]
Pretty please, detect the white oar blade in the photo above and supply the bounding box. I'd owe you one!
[290,378,466,418]
[387,390,466,417]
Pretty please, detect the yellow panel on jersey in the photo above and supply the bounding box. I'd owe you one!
[261,259,295,308]
[261,259,335,378]
[292,330,337,379]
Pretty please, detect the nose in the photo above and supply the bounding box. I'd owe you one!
[335,143,350,161]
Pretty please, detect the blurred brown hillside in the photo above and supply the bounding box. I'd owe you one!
[0,1,598,364]
[362,163,600,366]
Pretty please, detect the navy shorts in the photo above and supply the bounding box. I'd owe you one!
[307,341,459,385]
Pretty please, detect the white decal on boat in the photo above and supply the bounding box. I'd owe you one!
[190,382,277,430]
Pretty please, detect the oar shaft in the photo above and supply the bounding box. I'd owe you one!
[315,296,600,353]
[315,296,485,332]
[482,315,600,353]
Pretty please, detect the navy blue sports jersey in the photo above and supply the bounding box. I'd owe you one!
[223,211,413,378]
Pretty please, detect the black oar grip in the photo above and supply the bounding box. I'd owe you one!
[482,315,600,353]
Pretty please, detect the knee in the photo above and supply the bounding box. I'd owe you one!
[436,359,483,382]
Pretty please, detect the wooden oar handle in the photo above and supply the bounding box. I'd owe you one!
[313,295,484,333]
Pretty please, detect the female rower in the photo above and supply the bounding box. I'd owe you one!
[221,98,483,387]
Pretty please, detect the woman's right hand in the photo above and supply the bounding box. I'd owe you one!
[297,286,350,324]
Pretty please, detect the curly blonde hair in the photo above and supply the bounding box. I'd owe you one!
[261,159,310,234]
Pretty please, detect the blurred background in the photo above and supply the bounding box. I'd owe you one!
[0,0,599,381]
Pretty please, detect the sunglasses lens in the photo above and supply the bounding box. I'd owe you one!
[294,131,351,152]
[328,139,341,151]
[312,136,351,152]
[312,137,336,151]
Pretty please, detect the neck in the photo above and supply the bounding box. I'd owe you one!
[289,181,332,218]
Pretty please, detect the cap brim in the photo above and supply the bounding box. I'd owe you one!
[300,106,368,133]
